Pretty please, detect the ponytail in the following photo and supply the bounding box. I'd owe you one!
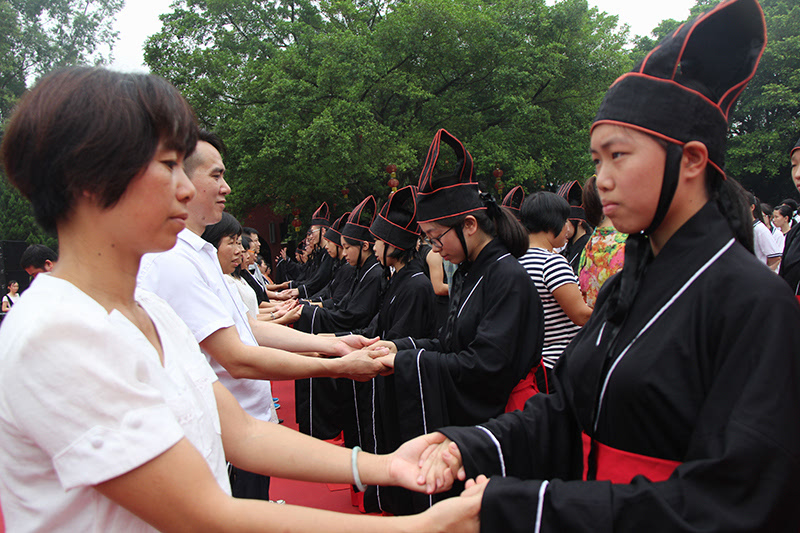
[709,174,753,254]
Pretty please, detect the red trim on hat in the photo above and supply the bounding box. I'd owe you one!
[591,119,729,180]
[376,213,420,234]
[792,146,800,156]
[417,206,488,225]
[590,119,686,147]
[416,181,479,197]
[369,232,414,251]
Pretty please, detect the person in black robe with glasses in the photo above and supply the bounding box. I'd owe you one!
[374,129,544,515]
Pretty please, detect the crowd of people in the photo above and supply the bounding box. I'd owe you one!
[1,0,800,531]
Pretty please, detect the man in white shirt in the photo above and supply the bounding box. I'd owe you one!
[138,131,385,500]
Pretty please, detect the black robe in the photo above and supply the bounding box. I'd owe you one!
[563,232,591,276]
[275,257,302,284]
[779,222,800,294]
[294,254,384,439]
[440,203,800,532]
[291,250,334,299]
[309,258,355,307]
[390,239,544,513]
[348,260,437,513]
[240,269,267,304]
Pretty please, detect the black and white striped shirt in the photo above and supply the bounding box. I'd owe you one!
[518,247,582,368]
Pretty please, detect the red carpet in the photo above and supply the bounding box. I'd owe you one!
[269,379,362,514]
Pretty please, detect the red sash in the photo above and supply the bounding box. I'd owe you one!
[504,364,545,413]
[581,432,680,483]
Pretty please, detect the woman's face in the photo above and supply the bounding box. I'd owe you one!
[217,234,242,275]
[420,221,464,264]
[791,150,800,194]
[341,238,364,266]
[374,239,398,266]
[324,237,340,258]
[101,143,195,254]
[563,221,575,241]
[773,210,788,228]
[591,124,666,235]
[8,282,18,294]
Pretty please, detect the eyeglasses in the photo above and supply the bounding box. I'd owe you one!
[428,225,456,249]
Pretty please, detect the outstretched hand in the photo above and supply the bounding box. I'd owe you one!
[418,435,465,494]
[337,348,390,381]
[331,335,380,356]
[386,432,451,491]
[413,475,486,533]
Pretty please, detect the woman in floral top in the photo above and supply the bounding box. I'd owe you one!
[578,175,627,307]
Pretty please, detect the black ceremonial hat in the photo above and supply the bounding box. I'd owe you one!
[502,186,526,213]
[592,0,766,234]
[370,186,421,251]
[324,212,350,247]
[792,136,800,156]
[593,0,765,175]
[556,181,582,206]
[416,129,484,224]
[341,196,377,244]
[311,202,331,227]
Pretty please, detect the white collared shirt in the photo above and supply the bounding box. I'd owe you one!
[138,229,276,423]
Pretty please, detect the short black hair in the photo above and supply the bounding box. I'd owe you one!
[20,244,58,269]
[1,67,198,233]
[520,191,570,235]
[243,227,259,237]
[201,212,242,249]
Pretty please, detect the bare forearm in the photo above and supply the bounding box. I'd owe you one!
[227,418,392,486]
[250,319,335,354]
[230,345,342,380]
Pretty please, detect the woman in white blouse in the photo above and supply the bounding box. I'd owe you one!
[0,67,474,533]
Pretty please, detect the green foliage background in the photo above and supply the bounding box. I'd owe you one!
[1,0,799,242]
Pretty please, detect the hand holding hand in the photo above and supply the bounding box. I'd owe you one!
[413,477,484,533]
[372,340,398,354]
[331,335,379,356]
[418,436,465,494]
[337,347,390,381]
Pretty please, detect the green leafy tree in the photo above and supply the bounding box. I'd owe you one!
[632,0,800,205]
[0,0,122,246]
[146,0,630,223]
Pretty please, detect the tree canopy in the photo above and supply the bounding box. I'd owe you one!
[630,0,800,205]
[0,0,123,248]
[145,0,631,221]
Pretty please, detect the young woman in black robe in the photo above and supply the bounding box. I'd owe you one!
[347,186,437,513]
[374,129,545,515]
[293,197,384,441]
[407,2,800,531]
[293,212,355,436]
[779,136,800,296]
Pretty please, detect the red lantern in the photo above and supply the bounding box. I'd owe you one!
[342,187,349,199]
[388,173,399,192]
[292,207,301,217]
[291,217,302,233]
[493,165,504,196]
[385,164,397,174]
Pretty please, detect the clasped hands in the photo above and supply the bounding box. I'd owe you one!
[384,431,486,533]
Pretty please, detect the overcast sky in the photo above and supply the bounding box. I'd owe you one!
[109,0,698,72]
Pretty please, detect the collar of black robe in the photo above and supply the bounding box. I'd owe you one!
[592,0,766,236]
[570,200,736,433]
